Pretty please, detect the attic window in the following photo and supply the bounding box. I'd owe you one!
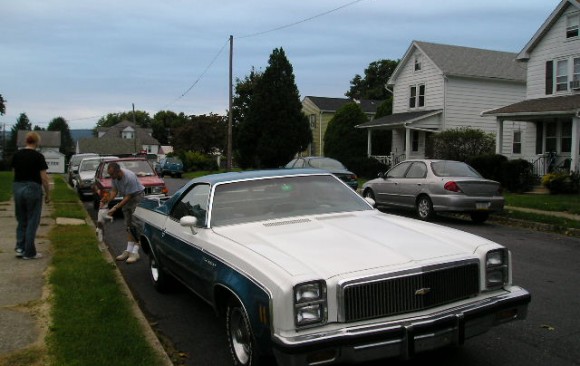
[414,56,422,71]
[567,14,579,38]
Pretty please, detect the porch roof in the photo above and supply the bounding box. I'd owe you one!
[356,109,442,129]
[482,94,580,118]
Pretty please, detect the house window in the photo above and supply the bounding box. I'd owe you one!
[412,131,420,152]
[309,114,316,129]
[574,58,580,82]
[414,55,422,71]
[556,59,569,91]
[561,121,572,153]
[409,84,425,108]
[546,123,557,152]
[567,13,579,38]
[512,131,522,154]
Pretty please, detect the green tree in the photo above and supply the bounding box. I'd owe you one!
[172,113,227,154]
[6,113,32,158]
[346,59,399,100]
[151,110,189,145]
[323,102,368,162]
[236,48,311,168]
[428,127,495,161]
[48,117,75,156]
[95,110,152,130]
[0,94,6,115]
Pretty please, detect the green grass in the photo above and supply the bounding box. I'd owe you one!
[0,171,12,201]
[504,192,580,215]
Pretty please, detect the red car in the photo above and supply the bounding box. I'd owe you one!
[93,157,168,210]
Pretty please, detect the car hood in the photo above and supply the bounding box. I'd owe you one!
[79,171,96,180]
[213,211,492,279]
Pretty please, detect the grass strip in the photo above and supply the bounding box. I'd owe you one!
[504,192,580,215]
[46,176,162,366]
[0,171,12,201]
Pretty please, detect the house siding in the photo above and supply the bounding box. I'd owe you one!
[392,48,445,114]
[525,5,580,99]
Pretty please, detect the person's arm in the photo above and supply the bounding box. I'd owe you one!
[40,169,50,203]
[102,188,118,207]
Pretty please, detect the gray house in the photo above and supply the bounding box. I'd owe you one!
[77,121,160,156]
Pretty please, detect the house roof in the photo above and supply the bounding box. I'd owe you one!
[356,110,443,129]
[78,137,146,155]
[482,94,580,118]
[17,130,61,148]
[389,41,526,85]
[97,121,159,145]
[518,0,580,60]
[303,96,383,114]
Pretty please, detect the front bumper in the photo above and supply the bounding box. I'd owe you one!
[272,286,530,366]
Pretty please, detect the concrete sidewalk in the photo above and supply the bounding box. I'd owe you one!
[0,196,53,360]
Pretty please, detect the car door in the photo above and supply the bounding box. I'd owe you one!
[398,161,428,208]
[160,183,214,300]
[376,161,412,207]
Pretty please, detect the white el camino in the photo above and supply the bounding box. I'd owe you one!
[133,169,530,366]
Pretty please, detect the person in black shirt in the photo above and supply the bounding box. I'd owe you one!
[11,131,51,259]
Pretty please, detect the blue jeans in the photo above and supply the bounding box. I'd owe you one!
[13,181,43,257]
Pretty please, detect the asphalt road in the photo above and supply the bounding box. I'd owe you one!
[84,177,580,366]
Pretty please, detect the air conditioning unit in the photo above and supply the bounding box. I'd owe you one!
[570,80,580,90]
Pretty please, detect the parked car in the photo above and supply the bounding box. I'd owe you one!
[67,153,98,185]
[362,159,504,223]
[93,157,168,210]
[155,156,184,178]
[285,156,358,189]
[72,156,118,200]
[133,169,529,366]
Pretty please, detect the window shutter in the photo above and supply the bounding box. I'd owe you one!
[546,61,553,95]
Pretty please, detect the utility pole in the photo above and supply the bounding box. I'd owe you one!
[132,103,138,154]
[227,35,233,171]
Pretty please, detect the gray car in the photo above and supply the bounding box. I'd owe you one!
[362,159,504,223]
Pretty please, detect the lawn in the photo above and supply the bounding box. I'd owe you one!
[504,192,580,215]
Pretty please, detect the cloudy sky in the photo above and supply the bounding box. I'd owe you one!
[1,0,559,130]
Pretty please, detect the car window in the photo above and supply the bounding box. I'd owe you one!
[171,184,210,225]
[431,161,482,178]
[405,162,427,178]
[80,160,100,172]
[308,158,344,170]
[387,162,411,178]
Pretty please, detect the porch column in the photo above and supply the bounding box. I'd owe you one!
[367,129,372,157]
[496,118,504,154]
[405,127,411,159]
[572,116,580,172]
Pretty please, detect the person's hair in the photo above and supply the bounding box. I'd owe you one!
[25,131,41,145]
[108,162,121,173]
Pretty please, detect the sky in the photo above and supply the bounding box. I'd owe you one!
[0,0,560,130]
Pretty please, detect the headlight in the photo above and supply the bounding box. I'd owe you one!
[150,186,163,194]
[294,281,327,327]
[486,249,508,290]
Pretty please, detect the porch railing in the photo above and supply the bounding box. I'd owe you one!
[371,153,406,167]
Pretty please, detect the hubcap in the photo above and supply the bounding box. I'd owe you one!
[418,199,429,218]
[150,259,159,282]
[230,308,250,364]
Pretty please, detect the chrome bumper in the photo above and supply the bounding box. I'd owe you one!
[272,286,530,366]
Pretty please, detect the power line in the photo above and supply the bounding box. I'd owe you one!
[238,0,368,39]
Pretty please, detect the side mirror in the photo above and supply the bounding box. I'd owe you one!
[364,197,376,208]
[377,172,385,179]
[180,216,199,235]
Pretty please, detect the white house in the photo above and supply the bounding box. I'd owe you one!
[356,41,527,165]
[484,0,580,175]
[16,130,66,173]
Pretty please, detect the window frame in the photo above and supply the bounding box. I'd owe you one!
[409,83,425,109]
[556,59,569,92]
[512,131,522,155]
[566,13,579,39]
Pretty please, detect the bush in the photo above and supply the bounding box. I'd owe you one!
[179,151,218,172]
[500,159,535,193]
[429,127,495,161]
[466,154,508,181]
[341,156,389,179]
[542,171,580,194]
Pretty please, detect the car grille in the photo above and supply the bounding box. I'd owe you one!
[341,261,480,323]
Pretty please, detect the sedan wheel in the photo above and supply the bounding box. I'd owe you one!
[149,254,171,293]
[416,196,435,221]
[226,299,257,366]
[363,189,375,201]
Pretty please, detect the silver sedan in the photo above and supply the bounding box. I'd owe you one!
[362,159,504,223]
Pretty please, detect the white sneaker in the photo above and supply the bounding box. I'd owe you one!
[115,251,130,261]
[126,252,140,264]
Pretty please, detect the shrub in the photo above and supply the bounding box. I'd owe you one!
[500,159,535,193]
[179,151,218,172]
[341,156,389,179]
[542,171,580,194]
[466,154,508,182]
[429,127,495,161]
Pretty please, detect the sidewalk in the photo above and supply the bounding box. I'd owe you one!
[0,196,53,361]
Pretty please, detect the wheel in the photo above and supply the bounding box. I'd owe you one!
[416,195,435,221]
[470,211,490,224]
[226,299,259,366]
[149,254,171,293]
[363,188,375,201]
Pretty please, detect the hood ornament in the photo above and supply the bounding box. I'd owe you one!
[415,287,431,296]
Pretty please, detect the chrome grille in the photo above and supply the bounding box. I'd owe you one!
[341,262,479,323]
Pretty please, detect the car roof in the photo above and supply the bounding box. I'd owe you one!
[189,168,331,185]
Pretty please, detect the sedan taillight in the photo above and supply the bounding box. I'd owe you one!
[444,181,462,192]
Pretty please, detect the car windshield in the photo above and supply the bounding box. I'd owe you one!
[210,175,371,226]
[103,160,155,177]
[431,161,482,178]
[306,158,345,170]
[80,160,100,172]
[166,157,182,164]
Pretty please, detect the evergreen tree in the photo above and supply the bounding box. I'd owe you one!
[0,94,6,115]
[236,48,311,168]
[48,117,75,156]
[323,103,368,162]
[6,113,32,158]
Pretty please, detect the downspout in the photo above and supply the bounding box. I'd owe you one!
[442,75,447,130]
[319,111,323,156]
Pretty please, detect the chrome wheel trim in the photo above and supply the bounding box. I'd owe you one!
[417,198,430,218]
[150,258,160,283]
[230,307,251,365]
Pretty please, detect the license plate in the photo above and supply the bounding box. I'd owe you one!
[476,202,491,210]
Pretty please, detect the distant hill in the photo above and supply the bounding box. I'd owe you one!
[70,129,94,143]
